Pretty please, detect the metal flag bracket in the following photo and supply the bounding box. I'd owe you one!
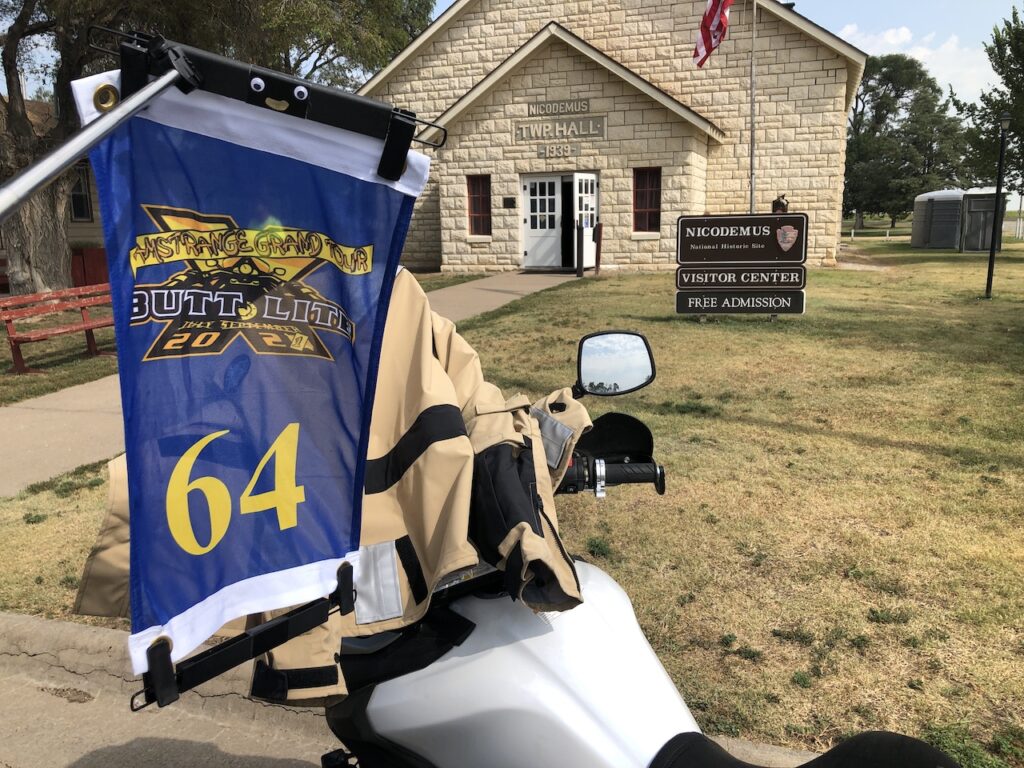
[0,29,447,225]
[130,562,356,711]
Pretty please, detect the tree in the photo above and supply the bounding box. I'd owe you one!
[844,54,966,229]
[0,0,434,295]
[955,6,1024,200]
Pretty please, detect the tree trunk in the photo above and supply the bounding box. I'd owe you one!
[855,210,865,230]
[890,216,898,228]
[1,173,75,295]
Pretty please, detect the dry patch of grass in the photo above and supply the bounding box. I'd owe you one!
[459,243,1024,763]
[0,460,126,631]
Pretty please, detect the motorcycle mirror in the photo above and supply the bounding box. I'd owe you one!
[572,331,656,398]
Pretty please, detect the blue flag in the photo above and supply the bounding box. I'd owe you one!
[73,72,429,673]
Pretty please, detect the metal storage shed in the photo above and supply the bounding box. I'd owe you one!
[911,189,1006,251]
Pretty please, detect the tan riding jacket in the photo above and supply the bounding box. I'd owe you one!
[75,269,592,704]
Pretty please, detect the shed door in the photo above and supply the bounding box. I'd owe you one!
[522,176,562,269]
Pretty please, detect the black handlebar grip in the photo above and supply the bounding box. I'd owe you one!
[604,462,659,485]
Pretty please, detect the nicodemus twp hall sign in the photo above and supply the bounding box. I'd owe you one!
[675,214,808,315]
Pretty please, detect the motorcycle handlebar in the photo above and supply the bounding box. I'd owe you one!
[556,456,666,496]
[604,462,660,486]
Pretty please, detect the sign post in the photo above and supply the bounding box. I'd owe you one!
[676,213,808,316]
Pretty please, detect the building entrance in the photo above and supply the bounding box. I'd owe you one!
[521,172,599,270]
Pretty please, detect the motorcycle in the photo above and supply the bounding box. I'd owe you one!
[321,331,960,768]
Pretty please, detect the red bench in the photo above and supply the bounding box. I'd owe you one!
[0,283,114,374]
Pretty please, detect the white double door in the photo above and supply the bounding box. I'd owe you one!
[522,172,599,270]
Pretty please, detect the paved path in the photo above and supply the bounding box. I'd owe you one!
[0,272,573,498]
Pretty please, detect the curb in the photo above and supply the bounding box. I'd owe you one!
[0,612,328,740]
[0,612,815,765]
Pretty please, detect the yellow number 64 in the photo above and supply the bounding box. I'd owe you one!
[166,424,305,556]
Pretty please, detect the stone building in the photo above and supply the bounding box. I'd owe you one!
[359,0,866,271]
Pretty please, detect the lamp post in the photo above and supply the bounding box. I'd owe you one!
[984,112,1011,299]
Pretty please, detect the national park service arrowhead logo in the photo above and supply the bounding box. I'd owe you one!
[129,205,372,361]
[776,225,800,253]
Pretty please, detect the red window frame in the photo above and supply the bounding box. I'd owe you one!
[467,175,492,236]
[633,168,662,232]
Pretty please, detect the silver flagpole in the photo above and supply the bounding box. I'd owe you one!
[749,0,757,214]
[0,68,181,226]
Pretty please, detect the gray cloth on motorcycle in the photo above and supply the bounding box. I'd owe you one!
[354,541,403,625]
[531,407,575,470]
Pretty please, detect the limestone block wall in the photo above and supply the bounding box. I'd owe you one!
[372,0,856,267]
[434,40,707,272]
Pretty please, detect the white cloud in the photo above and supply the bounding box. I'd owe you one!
[840,24,997,103]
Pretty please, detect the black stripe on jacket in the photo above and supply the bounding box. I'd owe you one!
[364,404,468,494]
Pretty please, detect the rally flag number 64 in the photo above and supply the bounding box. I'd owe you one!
[167,424,305,556]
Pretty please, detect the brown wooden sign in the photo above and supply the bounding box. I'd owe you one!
[676,290,805,315]
[676,266,806,291]
[676,213,809,264]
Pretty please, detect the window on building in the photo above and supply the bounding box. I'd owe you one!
[633,167,662,232]
[467,174,492,236]
[70,164,93,222]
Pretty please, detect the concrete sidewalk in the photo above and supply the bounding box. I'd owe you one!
[0,613,814,768]
[0,272,573,498]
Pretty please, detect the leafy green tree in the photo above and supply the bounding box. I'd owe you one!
[845,54,966,229]
[955,6,1023,202]
[1,0,433,294]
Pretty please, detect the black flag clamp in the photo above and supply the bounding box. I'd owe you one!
[131,562,356,711]
[89,28,446,182]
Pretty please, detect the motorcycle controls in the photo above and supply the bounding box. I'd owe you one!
[558,413,666,496]
[557,454,666,497]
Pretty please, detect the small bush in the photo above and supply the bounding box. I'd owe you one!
[734,645,764,663]
[849,635,871,653]
[791,671,813,689]
[59,574,80,590]
[586,536,612,558]
[22,512,47,525]
[772,627,815,646]
[868,607,911,625]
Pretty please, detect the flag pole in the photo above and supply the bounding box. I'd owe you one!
[749,0,757,214]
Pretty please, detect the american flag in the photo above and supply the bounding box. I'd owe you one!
[693,0,736,68]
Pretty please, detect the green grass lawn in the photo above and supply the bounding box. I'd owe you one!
[1,246,1022,764]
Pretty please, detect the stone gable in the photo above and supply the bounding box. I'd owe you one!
[368,0,862,269]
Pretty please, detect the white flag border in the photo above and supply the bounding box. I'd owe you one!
[126,552,361,675]
[72,71,430,199]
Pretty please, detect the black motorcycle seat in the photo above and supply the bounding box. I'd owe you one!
[649,731,960,768]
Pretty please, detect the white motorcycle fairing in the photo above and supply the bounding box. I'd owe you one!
[359,562,700,768]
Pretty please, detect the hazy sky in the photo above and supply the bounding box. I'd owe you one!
[432,0,1014,103]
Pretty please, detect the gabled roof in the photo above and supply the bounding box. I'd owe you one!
[360,0,867,110]
[758,1,867,109]
[416,22,726,145]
